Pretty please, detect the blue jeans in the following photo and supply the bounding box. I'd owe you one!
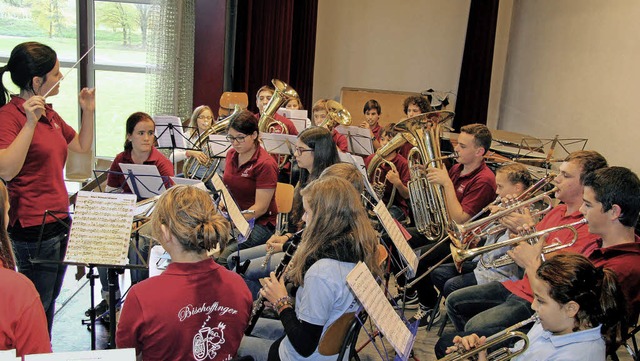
[13,232,68,335]
[238,318,285,361]
[242,251,285,300]
[445,281,534,334]
[430,261,478,298]
[217,223,274,268]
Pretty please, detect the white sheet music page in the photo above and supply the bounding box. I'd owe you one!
[208,134,232,157]
[65,192,136,266]
[154,115,186,149]
[211,173,250,237]
[335,125,374,155]
[23,348,136,360]
[260,133,297,155]
[373,201,418,276]
[346,262,413,358]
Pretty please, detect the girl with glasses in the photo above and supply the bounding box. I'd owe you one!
[169,105,213,166]
[216,110,279,268]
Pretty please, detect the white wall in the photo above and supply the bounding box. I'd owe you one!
[313,0,471,110]
[498,0,640,173]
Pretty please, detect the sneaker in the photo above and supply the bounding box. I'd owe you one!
[85,299,108,317]
[409,306,441,329]
[393,291,420,310]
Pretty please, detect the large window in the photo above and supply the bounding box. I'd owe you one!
[0,0,153,157]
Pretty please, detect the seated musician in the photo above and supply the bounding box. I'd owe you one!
[117,185,252,360]
[446,254,627,361]
[0,181,51,356]
[169,105,211,165]
[361,99,382,150]
[284,98,303,110]
[397,95,432,159]
[312,99,348,152]
[394,124,496,324]
[430,163,533,299]
[238,176,381,361]
[435,156,640,357]
[364,123,411,222]
[216,110,278,268]
[226,127,339,288]
[97,112,175,310]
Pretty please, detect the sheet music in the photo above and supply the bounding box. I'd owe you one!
[207,134,232,157]
[346,262,413,359]
[373,201,418,277]
[211,174,250,238]
[0,349,17,361]
[154,115,187,149]
[65,192,136,266]
[278,108,308,120]
[24,348,136,360]
[119,163,166,199]
[335,125,374,155]
[260,133,297,155]
[171,177,208,191]
[289,118,309,133]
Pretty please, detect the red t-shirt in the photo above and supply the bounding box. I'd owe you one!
[448,162,497,217]
[0,268,51,356]
[117,259,253,361]
[364,153,411,216]
[398,142,414,160]
[107,148,175,195]
[0,96,76,227]
[223,146,278,226]
[502,204,598,302]
[371,123,382,141]
[332,129,349,152]
[588,236,640,319]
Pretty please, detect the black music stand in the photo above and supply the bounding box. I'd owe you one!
[93,168,171,201]
[154,116,201,171]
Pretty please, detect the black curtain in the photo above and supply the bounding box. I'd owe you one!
[453,0,500,130]
[232,0,318,113]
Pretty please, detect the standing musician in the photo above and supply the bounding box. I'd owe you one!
[228,127,339,295]
[435,151,617,355]
[238,176,381,361]
[117,185,252,361]
[216,110,278,268]
[312,99,349,152]
[0,41,95,334]
[446,254,627,361]
[0,180,51,356]
[395,124,496,326]
[361,99,382,150]
[364,123,411,222]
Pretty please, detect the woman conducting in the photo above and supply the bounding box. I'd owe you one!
[0,41,95,333]
[239,176,381,361]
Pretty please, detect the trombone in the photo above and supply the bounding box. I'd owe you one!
[450,218,587,272]
[438,314,538,361]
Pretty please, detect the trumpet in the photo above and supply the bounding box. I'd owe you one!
[450,218,587,272]
[438,314,538,361]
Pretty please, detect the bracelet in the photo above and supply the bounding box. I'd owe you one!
[272,296,292,313]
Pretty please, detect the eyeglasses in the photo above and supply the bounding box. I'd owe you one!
[294,146,314,155]
[226,135,248,143]
[198,115,214,120]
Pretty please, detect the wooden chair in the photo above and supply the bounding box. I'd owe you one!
[219,92,249,118]
[274,182,295,235]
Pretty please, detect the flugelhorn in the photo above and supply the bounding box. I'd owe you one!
[450,218,587,272]
[438,314,538,361]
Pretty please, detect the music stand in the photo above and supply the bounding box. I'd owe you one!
[153,115,200,173]
[94,166,170,201]
[336,125,374,156]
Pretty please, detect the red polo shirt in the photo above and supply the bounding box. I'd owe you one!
[364,153,411,216]
[449,162,497,217]
[223,146,278,226]
[0,96,76,228]
[332,129,349,152]
[371,123,382,141]
[107,148,175,195]
[398,142,414,160]
[502,204,598,302]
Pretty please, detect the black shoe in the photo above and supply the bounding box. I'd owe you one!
[409,306,441,329]
[393,291,419,310]
[85,299,109,317]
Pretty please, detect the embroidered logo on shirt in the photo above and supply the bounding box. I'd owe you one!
[241,164,253,178]
[457,184,466,194]
[193,318,227,361]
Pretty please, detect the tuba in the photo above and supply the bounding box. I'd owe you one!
[258,79,299,168]
[395,110,455,241]
[320,100,352,129]
[366,133,407,207]
[183,105,242,183]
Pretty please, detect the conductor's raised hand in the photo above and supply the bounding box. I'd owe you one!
[78,88,95,112]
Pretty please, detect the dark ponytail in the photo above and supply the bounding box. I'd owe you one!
[537,254,627,354]
[1,42,57,107]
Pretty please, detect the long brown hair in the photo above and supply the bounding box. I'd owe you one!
[0,182,16,270]
[537,253,627,353]
[288,176,380,285]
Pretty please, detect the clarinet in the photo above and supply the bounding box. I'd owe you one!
[244,229,304,336]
